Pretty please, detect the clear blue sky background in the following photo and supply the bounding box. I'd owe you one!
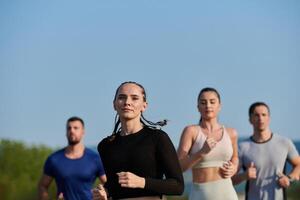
[1,1,299,148]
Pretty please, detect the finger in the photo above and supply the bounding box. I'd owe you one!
[249,162,255,168]
[97,184,104,190]
[119,179,128,184]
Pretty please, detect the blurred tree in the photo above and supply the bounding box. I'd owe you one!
[0,139,56,200]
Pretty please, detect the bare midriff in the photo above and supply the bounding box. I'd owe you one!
[192,167,223,183]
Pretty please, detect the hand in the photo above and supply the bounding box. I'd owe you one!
[277,172,290,189]
[92,184,107,200]
[200,137,217,154]
[117,171,145,188]
[220,161,235,178]
[246,162,257,180]
[57,192,64,200]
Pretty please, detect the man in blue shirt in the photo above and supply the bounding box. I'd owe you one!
[38,116,106,200]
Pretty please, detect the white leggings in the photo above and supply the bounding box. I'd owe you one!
[189,178,238,200]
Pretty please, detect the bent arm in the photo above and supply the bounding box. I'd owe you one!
[38,174,53,200]
[228,128,239,174]
[144,131,184,195]
[177,126,204,172]
[99,174,107,185]
[288,156,300,181]
[232,171,248,185]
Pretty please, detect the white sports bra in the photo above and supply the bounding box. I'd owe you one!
[190,126,233,168]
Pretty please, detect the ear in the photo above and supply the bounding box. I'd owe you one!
[141,102,148,112]
[218,103,222,112]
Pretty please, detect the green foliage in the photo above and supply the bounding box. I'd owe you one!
[0,139,55,200]
[1,139,300,200]
[287,182,300,200]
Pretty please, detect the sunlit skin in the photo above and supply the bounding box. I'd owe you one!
[197,91,221,122]
[177,91,239,183]
[38,119,107,200]
[250,105,271,138]
[66,121,85,146]
[232,104,300,189]
[93,83,149,200]
[113,83,147,130]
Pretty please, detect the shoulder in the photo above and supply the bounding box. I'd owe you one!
[97,135,115,154]
[144,127,174,145]
[272,134,294,146]
[84,148,99,157]
[144,126,169,139]
[98,134,114,147]
[224,126,238,139]
[48,148,64,159]
[181,124,200,139]
[238,138,252,151]
[45,148,65,165]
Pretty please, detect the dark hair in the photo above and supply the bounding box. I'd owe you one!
[248,102,270,118]
[197,87,221,123]
[197,87,221,104]
[66,116,85,128]
[110,81,167,140]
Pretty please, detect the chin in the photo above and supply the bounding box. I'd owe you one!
[68,140,80,146]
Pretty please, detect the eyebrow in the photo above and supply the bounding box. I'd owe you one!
[118,94,141,98]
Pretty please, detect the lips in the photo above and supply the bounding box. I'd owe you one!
[122,108,133,112]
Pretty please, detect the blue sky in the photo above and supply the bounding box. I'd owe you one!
[1,1,299,148]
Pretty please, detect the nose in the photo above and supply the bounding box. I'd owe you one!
[124,97,132,105]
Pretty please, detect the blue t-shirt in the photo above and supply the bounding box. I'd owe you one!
[44,148,105,200]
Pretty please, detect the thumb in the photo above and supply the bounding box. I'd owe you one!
[249,162,255,168]
[58,192,64,200]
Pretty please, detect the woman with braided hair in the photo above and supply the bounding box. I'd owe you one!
[93,81,184,200]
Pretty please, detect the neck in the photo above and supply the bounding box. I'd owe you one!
[200,119,221,133]
[120,118,143,136]
[65,143,85,159]
[252,128,272,142]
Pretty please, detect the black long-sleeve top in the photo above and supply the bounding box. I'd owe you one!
[97,126,184,199]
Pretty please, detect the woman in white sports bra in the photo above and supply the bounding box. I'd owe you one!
[177,87,239,200]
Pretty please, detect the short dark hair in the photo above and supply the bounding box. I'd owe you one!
[66,116,85,127]
[248,102,270,118]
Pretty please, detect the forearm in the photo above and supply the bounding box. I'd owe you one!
[179,151,204,172]
[230,157,239,174]
[145,177,184,195]
[289,164,300,180]
[38,186,49,200]
[231,172,248,185]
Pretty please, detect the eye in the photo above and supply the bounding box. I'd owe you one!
[210,100,216,104]
[117,95,126,100]
[132,97,140,101]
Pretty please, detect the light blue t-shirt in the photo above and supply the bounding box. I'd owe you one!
[44,148,105,200]
[238,134,299,200]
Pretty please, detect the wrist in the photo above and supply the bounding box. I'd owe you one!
[140,178,146,188]
[287,175,295,183]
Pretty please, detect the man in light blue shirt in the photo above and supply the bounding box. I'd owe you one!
[232,102,300,200]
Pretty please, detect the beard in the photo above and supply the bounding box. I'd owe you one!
[67,138,80,146]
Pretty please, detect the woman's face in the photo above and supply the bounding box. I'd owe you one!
[113,83,147,121]
[198,91,221,120]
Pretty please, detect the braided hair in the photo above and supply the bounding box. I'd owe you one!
[109,81,167,141]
